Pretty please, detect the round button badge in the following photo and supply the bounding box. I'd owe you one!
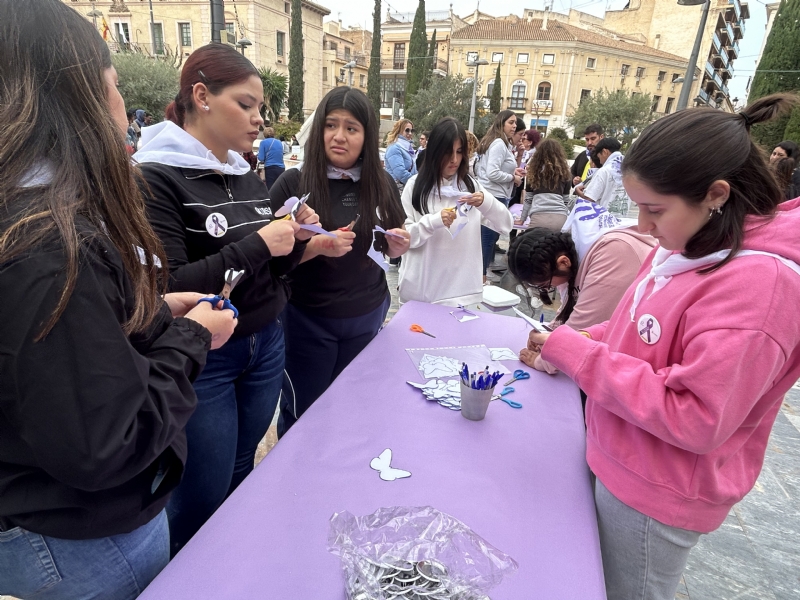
[637,314,661,345]
[205,212,228,238]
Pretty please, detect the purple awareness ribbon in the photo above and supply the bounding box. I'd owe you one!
[211,215,223,235]
[639,318,654,343]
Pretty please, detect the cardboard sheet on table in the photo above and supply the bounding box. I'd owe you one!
[405,344,511,380]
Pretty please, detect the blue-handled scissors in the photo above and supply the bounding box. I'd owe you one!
[492,395,523,409]
[500,387,515,396]
[503,369,531,386]
[197,268,245,318]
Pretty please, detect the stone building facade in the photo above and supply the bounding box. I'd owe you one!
[322,21,370,97]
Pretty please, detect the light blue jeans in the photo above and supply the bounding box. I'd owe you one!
[0,509,168,600]
[595,478,702,600]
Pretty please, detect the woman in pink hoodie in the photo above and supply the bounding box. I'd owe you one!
[528,94,800,600]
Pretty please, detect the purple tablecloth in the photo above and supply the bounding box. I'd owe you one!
[510,203,528,229]
[140,301,605,599]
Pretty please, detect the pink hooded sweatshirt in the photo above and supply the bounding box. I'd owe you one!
[542,198,800,533]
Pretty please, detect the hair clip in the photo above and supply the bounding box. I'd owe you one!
[197,69,208,83]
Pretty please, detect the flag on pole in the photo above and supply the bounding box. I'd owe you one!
[101,17,110,41]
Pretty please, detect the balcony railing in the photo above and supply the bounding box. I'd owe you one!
[507,97,528,110]
[433,57,448,73]
[725,39,740,60]
[712,32,722,54]
[728,0,742,23]
[697,87,711,105]
[531,99,553,111]
[732,19,744,39]
[382,59,406,70]
[724,21,735,45]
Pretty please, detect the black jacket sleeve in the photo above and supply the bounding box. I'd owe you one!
[1,239,210,492]
[141,168,275,293]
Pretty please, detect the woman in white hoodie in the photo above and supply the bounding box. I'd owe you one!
[475,110,524,279]
[399,117,513,306]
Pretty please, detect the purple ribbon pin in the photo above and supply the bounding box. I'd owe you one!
[639,318,654,343]
[211,214,224,235]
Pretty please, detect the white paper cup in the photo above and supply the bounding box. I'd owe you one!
[460,381,493,421]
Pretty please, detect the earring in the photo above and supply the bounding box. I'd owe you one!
[715,205,723,214]
[203,105,210,111]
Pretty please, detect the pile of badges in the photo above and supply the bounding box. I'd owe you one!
[405,380,462,411]
[347,558,489,600]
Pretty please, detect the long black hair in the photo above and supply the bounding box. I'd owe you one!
[300,87,405,252]
[507,228,580,324]
[623,93,797,273]
[411,117,475,215]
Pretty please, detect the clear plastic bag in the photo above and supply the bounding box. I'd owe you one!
[328,506,518,599]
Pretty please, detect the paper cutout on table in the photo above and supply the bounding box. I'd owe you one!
[407,379,462,410]
[370,448,412,481]
[449,304,480,322]
[418,354,462,379]
[512,307,550,333]
[366,230,389,272]
[490,348,519,361]
[406,345,511,379]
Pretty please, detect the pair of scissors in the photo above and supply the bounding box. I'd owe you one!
[410,324,436,338]
[491,395,523,409]
[504,369,531,386]
[196,268,245,318]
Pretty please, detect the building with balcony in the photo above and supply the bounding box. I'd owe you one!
[378,9,465,118]
[62,0,330,118]
[322,21,370,95]
[449,14,689,134]
[598,0,750,111]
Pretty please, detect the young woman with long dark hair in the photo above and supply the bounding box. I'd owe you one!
[475,110,523,278]
[0,1,237,597]
[270,87,410,434]
[527,95,800,599]
[134,43,320,555]
[399,117,512,305]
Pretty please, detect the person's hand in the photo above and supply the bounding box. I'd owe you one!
[513,173,523,186]
[314,229,355,257]
[293,204,320,241]
[572,176,582,186]
[514,218,523,226]
[527,330,551,352]
[515,167,526,177]
[520,348,559,374]
[574,184,586,199]
[183,299,238,350]
[258,219,300,256]
[440,208,456,227]
[460,192,484,207]
[385,228,410,258]
[163,292,207,318]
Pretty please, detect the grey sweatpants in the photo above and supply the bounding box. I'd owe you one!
[595,478,702,600]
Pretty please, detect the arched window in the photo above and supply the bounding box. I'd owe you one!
[510,80,526,110]
[537,82,551,101]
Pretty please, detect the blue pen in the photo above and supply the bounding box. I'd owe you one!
[540,314,544,324]
[477,374,484,390]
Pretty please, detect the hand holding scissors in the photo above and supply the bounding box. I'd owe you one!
[196,268,245,318]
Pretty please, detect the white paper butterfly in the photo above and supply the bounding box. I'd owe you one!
[370,449,412,482]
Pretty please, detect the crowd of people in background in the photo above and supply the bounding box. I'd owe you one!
[4,3,800,600]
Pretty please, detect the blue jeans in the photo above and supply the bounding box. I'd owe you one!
[481,196,510,274]
[166,320,284,555]
[0,510,168,600]
[278,295,390,436]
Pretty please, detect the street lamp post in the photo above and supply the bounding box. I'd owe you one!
[87,2,102,30]
[466,58,489,133]
[344,60,357,87]
[237,37,252,55]
[676,0,711,111]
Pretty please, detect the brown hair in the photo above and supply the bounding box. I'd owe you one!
[477,110,516,155]
[165,43,260,127]
[526,138,570,190]
[263,126,276,138]
[0,0,167,338]
[771,156,796,197]
[465,130,479,156]
[622,93,798,272]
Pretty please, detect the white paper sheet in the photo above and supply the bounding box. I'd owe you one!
[366,230,389,271]
[489,348,519,361]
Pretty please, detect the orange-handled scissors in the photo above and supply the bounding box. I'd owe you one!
[410,324,436,338]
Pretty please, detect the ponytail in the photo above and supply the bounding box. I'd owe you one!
[164,95,185,127]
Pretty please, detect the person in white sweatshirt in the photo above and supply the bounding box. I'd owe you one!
[399,117,513,306]
[474,110,524,278]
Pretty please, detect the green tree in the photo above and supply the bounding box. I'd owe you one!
[489,64,502,114]
[566,88,654,149]
[258,67,288,123]
[547,127,578,159]
[748,0,800,147]
[420,29,437,91]
[111,53,179,120]
[405,0,428,107]
[367,0,383,120]
[404,74,493,138]
[287,0,304,121]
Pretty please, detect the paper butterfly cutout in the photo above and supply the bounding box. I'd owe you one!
[490,348,519,361]
[418,354,461,379]
[370,448,412,481]
[273,193,336,238]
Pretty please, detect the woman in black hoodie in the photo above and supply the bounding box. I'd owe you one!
[0,2,236,598]
[135,44,320,555]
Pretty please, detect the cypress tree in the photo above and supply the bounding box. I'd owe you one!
[367,0,383,120]
[405,0,428,107]
[489,63,502,114]
[420,29,437,91]
[287,0,304,121]
[747,0,800,147]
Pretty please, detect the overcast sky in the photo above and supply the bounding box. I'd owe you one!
[331,0,768,104]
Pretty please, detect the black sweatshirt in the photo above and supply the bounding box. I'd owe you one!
[269,169,398,318]
[0,223,210,539]
[140,164,307,337]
